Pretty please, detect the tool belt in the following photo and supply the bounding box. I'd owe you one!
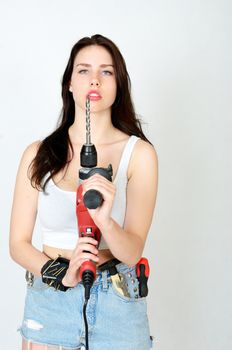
[25,258,150,298]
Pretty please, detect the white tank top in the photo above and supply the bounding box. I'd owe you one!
[37,135,140,250]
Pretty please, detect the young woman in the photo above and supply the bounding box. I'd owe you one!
[9,34,158,350]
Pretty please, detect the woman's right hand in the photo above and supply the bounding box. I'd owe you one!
[62,237,99,287]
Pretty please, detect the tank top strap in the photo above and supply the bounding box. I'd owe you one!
[114,135,140,182]
[41,171,51,188]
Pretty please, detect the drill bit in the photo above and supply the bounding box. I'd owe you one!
[86,97,91,145]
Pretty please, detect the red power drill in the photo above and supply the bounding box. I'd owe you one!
[76,164,113,300]
[76,97,113,300]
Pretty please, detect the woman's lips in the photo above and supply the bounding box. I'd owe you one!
[88,94,102,101]
[87,91,102,101]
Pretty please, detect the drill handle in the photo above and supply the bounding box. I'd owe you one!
[83,189,103,209]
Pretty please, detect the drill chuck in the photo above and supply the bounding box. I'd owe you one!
[80,144,97,168]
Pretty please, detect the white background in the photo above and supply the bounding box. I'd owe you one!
[0,0,231,349]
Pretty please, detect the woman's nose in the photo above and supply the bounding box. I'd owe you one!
[90,78,100,87]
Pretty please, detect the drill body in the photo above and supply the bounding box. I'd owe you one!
[76,182,101,292]
[75,145,113,298]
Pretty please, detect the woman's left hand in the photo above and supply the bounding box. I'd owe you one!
[82,173,116,229]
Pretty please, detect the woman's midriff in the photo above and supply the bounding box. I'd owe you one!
[43,245,115,268]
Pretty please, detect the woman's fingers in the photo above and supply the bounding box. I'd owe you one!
[82,174,116,195]
[76,243,99,255]
[63,236,99,287]
[73,238,99,254]
[69,237,99,273]
[83,179,115,193]
[69,252,99,269]
[83,183,116,204]
[76,237,98,245]
[78,252,99,262]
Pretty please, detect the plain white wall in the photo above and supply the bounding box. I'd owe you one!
[1,0,231,349]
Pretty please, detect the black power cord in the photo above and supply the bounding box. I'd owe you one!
[83,300,89,350]
[82,269,95,350]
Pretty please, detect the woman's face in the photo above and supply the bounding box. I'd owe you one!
[69,45,117,113]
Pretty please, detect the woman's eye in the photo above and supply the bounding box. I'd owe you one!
[102,70,113,76]
[78,69,88,74]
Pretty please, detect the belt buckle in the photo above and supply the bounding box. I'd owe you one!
[25,270,34,287]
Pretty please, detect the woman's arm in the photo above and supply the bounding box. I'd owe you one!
[83,140,158,266]
[9,141,50,276]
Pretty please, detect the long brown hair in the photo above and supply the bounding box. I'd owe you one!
[30,34,151,192]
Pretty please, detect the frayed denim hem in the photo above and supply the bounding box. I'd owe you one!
[18,327,82,350]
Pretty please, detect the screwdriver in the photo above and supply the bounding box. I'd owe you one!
[136,257,150,297]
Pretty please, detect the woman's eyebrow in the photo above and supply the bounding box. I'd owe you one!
[76,63,114,68]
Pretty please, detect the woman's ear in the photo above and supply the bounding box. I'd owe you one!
[69,84,73,92]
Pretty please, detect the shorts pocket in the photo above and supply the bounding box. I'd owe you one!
[110,267,147,303]
[110,282,146,302]
[27,279,50,292]
[26,272,50,292]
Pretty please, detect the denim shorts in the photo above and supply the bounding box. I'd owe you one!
[19,263,154,349]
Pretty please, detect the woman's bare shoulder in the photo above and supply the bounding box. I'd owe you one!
[21,140,41,162]
[135,138,157,155]
[128,138,158,179]
[130,139,158,168]
[17,140,42,177]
